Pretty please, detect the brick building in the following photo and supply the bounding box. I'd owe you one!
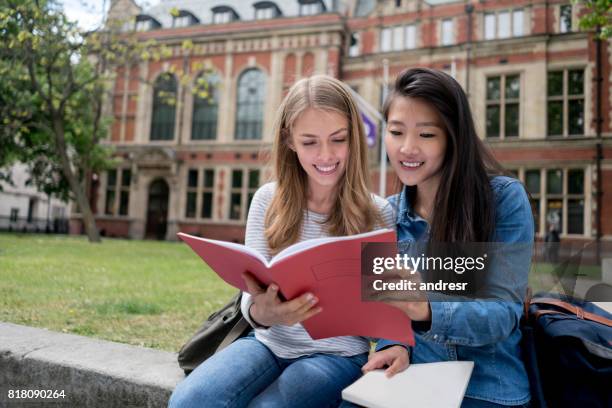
[72,0,611,243]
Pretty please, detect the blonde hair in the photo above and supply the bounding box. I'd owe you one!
[265,75,382,253]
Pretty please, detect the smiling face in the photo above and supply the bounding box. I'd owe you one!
[385,96,448,193]
[289,107,349,195]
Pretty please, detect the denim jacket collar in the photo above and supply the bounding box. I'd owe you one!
[393,186,430,242]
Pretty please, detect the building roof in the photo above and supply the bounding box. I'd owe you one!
[142,0,344,28]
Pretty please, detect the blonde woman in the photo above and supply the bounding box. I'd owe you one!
[169,75,404,408]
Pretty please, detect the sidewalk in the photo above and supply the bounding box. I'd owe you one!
[0,322,185,407]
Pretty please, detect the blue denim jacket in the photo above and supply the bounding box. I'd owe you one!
[377,176,533,406]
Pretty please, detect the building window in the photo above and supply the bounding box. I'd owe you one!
[484,9,524,40]
[349,32,360,57]
[105,168,131,216]
[525,169,541,233]
[229,169,260,221]
[172,12,198,28]
[300,1,323,16]
[191,73,219,140]
[498,11,510,38]
[380,24,417,52]
[185,168,215,219]
[405,24,417,49]
[560,4,572,33]
[135,20,151,31]
[150,73,177,141]
[235,69,266,140]
[10,208,19,223]
[213,11,232,24]
[484,13,496,40]
[380,28,392,52]
[255,4,278,20]
[547,69,584,137]
[522,168,585,236]
[486,74,520,138]
[512,10,524,37]
[441,18,454,45]
[185,169,198,218]
[134,15,160,32]
[173,16,189,27]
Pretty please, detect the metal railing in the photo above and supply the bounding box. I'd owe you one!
[0,216,69,234]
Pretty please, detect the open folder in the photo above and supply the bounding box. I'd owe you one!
[342,361,475,408]
[178,229,414,344]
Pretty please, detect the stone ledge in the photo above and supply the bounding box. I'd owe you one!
[0,322,185,407]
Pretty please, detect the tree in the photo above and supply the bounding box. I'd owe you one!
[0,0,213,242]
[574,0,612,39]
[0,0,119,241]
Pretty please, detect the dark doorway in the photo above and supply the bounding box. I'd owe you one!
[145,178,169,240]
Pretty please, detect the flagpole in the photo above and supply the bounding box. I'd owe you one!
[379,59,389,197]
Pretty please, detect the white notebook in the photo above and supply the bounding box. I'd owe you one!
[342,361,474,408]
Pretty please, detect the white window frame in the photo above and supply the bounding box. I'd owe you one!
[255,7,275,20]
[173,15,191,28]
[104,168,131,217]
[547,68,585,137]
[228,168,260,222]
[485,74,521,139]
[349,32,360,57]
[381,24,417,52]
[405,24,416,49]
[185,168,216,220]
[484,9,525,40]
[300,3,321,16]
[441,18,454,46]
[380,27,392,52]
[559,4,572,33]
[213,11,232,24]
[135,20,151,32]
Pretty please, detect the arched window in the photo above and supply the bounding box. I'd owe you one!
[235,69,266,140]
[191,73,219,140]
[150,73,177,141]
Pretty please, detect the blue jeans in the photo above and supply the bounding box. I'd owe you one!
[169,333,368,408]
[339,397,530,407]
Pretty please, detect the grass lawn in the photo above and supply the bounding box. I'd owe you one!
[0,233,237,352]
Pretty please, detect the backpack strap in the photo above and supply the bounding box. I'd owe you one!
[523,287,533,319]
[531,297,612,327]
[216,317,250,352]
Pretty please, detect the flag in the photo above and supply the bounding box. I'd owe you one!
[361,112,377,148]
[347,87,384,149]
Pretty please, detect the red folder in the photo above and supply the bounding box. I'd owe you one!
[178,229,414,345]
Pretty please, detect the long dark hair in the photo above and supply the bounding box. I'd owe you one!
[383,67,504,242]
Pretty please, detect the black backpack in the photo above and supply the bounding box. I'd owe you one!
[177,292,251,374]
[521,292,612,408]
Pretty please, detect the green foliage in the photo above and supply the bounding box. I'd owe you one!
[574,0,612,39]
[0,0,214,225]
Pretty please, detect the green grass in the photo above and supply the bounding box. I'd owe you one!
[0,233,237,351]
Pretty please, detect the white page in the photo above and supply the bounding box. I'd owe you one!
[270,228,394,267]
[342,361,474,408]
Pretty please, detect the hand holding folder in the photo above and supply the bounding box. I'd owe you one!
[178,229,415,345]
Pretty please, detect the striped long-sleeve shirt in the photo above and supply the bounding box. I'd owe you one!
[240,182,395,359]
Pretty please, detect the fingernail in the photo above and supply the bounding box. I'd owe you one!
[306,293,316,303]
[270,284,278,291]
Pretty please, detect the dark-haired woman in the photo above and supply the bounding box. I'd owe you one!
[362,68,534,408]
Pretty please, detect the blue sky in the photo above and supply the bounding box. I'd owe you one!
[62,0,160,30]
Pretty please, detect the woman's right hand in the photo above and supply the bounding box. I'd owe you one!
[242,272,322,327]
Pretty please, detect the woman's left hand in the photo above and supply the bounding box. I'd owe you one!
[386,300,432,321]
[362,345,409,378]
